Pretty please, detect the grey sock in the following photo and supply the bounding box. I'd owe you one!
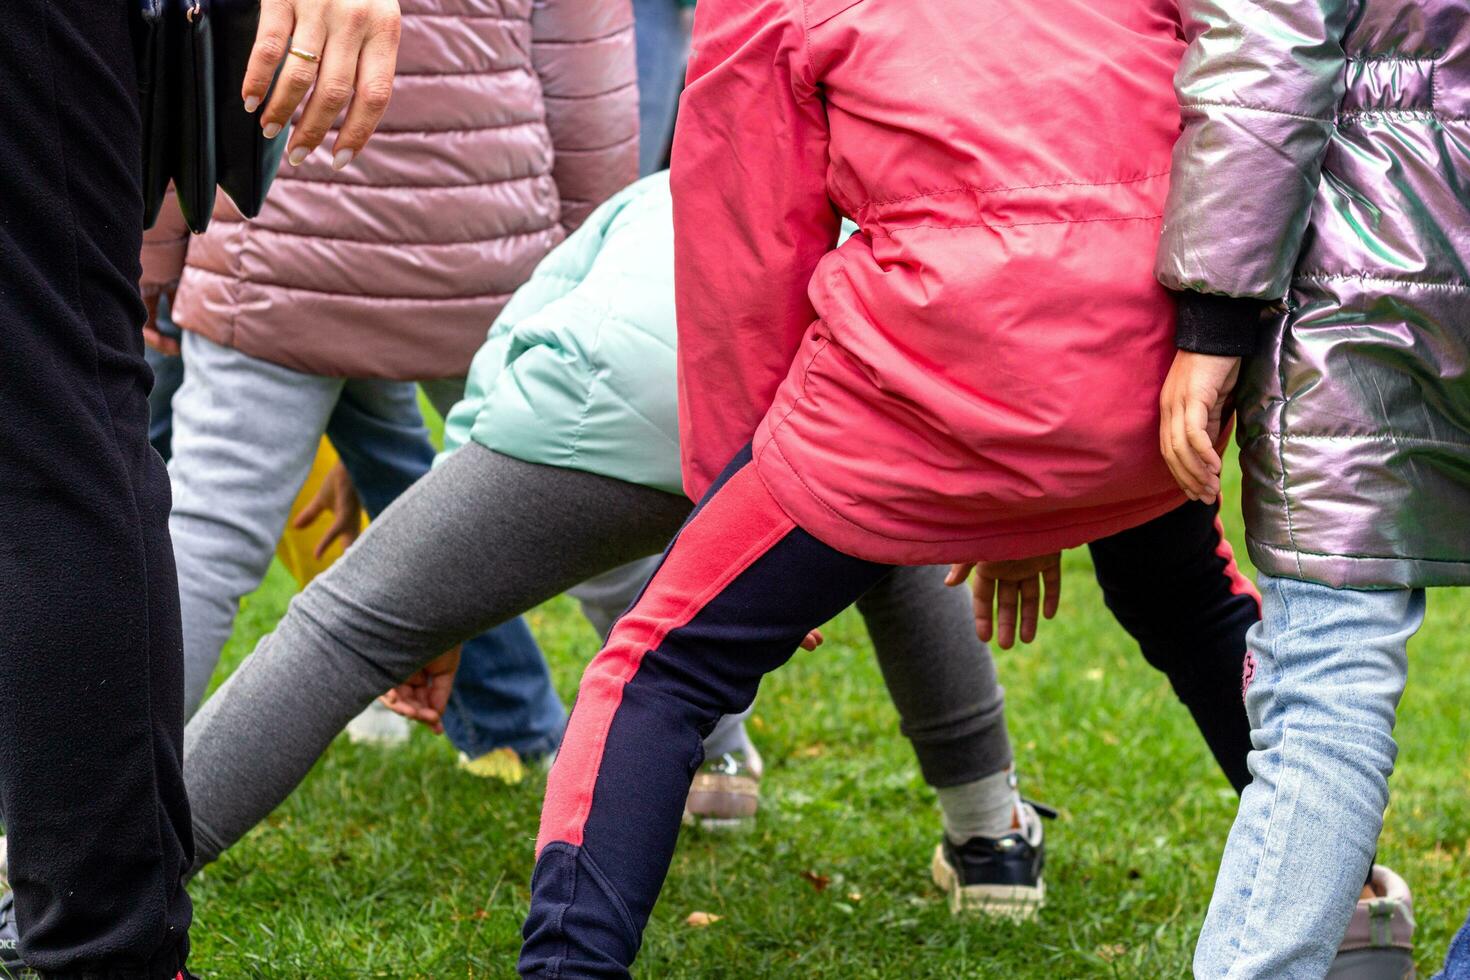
[937,767,1020,842]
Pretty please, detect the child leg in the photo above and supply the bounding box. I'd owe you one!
[1194,573,1420,979]
[857,566,1044,917]
[183,445,691,869]
[569,555,757,761]
[1088,500,1259,791]
[522,451,891,977]
[167,333,346,714]
[856,566,1015,828]
[571,556,763,826]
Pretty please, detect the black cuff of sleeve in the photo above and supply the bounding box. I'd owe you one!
[1174,290,1269,357]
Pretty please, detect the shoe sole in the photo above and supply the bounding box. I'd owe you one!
[1326,948,1416,980]
[930,844,1045,920]
[683,773,759,830]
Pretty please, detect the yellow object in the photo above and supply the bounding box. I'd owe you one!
[276,438,370,587]
[457,747,527,785]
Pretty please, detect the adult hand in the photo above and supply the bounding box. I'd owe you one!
[1160,350,1240,506]
[291,460,363,558]
[245,0,402,171]
[946,554,1062,649]
[800,629,824,651]
[381,646,461,734]
[141,288,180,355]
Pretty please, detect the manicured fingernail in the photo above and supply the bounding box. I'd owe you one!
[244,95,261,113]
[332,148,355,171]
[288,146,309,166]
[263,122,283,139]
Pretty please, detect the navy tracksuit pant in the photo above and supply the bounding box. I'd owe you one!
[519,448,1259,976]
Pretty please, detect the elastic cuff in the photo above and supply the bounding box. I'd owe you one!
[34,936,188,980]
[1174,290,1270,357]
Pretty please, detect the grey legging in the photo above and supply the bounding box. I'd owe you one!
[183,443,1010,869]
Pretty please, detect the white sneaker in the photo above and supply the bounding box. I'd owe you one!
[345,701,411,746]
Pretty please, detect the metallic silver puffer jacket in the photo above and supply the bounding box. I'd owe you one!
[1157,0,1470,589]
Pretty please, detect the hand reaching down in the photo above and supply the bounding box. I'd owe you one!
[946,554,1062,649]
[246,0,402,169]
[292,460,363,559]
[1159,350,1241,506]
[381,646,461,735]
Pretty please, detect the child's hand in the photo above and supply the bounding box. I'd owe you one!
[946,554,1061,649]
[380,646,461,734]
[1160,351,1240,505]
[293,461,363,558]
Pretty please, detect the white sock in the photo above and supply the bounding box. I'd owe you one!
[703,715,754,760]
[937,767,1020,842]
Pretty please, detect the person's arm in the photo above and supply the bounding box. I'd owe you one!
[1157,0,1350,355]
[1158,0,1349,502]
[671,0,840,500]
[531,0,638,234]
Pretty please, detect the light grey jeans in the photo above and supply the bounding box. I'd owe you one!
[168,332,433,713]
[1194,572,1418,979]
[183,443,1012,870]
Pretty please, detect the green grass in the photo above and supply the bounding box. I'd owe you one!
[190,452,1470,978]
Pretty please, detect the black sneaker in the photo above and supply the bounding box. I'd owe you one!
[0,889,28,978]
[930,799,1056,919]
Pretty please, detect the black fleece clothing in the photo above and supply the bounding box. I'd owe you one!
[0,2,193,977]
[1174,290,1271,357]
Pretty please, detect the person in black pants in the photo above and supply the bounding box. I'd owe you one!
[0,2,399,976]
[1089,499,1258,793]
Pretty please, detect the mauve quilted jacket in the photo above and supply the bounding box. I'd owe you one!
[143,0,636,381]
[673,0,1187,565]
[1157,0,1470,588]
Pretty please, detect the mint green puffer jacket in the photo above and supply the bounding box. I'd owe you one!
[441,173,682,494]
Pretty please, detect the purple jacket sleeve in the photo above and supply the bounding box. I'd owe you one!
[1156,0,1349,302]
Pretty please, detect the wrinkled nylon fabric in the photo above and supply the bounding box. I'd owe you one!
[672,0,1188,565]
[1159,0,1470,588]
[161,0,637,381]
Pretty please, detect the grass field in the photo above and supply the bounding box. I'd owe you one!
[187,447,1470,978]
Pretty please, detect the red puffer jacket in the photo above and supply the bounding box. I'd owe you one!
[673,0,1187,564]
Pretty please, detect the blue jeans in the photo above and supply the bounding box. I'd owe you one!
[147,336,565,760]
[1195,572,1419,979]
[1438,911,1470,979]
[632,0,690,176]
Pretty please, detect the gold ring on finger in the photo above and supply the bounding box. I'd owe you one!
[288,46,321,64]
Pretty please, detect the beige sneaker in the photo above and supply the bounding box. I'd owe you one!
[1328,865,1416,979]
[684,746,763,830]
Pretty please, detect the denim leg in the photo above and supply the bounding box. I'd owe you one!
[328,380,567,759]
[632,0,690,176]
[1436,909,1470,980]
[1194,572,1420,979]
[324,379,435,517]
